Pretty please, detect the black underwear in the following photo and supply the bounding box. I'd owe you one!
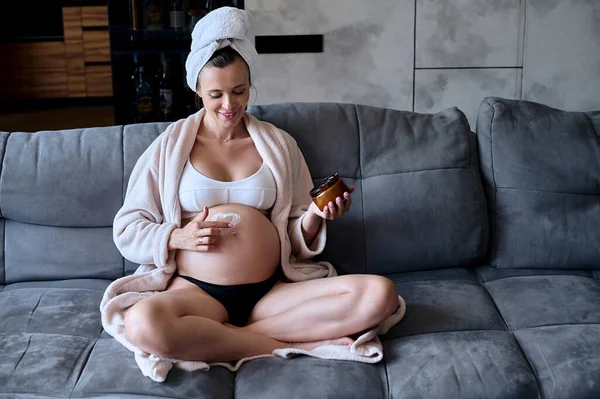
[175,270,283,326]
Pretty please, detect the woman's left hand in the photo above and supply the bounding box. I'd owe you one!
[309,186,355,220]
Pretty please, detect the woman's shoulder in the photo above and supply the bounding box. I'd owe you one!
[245,112,299,147]
[154,111,202,148]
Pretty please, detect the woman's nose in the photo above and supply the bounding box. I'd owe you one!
[222,96,234,109]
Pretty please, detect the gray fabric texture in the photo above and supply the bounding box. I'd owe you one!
[0,333,96,397]
[384,330,541,399]
[4,220,122,284]
[475,264,594,283]
[249,103,489,274]
[72,338,235,399]
[384,270,507,340]
[484,274,600,330]
[3,278,111,292]
[0,132,8,286]
[0,129,123,227]
[234,357,387,399]
[0,131,10,219]
[0,288,104,337]
[0,219,4,286]
[515,325,600,399]
[476,97,600,269]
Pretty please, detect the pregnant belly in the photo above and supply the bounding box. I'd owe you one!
[175,204,281,285]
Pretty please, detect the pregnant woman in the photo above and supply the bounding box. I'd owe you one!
[110,7,399,365]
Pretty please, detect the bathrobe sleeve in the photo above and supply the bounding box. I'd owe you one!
[112,129,178,268]
[284,131,327,259]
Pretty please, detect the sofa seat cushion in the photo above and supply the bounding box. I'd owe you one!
[0,280,236,398]
[0,282,106,397]
[478,266,600,330]
[380,266,600,399]
[382,268,538,398]
[477,266,600,399]
[383,330,539,398]
[515,325,600,399]
[71,338,234,399]
[0,285,106,338]
[234,357,386,399]
[1,332,97,397]
[384,268,506,339]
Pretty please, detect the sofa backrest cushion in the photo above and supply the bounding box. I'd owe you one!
[249,102,489,274]
[0,102,489,283]
[476,97,600,269]
[0,128,125,283]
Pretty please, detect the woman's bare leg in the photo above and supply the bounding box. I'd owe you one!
[124,277,353,363]
[242,275,399,343]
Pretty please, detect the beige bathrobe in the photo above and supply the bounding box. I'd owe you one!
[100,109,406,382]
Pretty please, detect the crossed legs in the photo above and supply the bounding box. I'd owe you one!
[124,274,398,363]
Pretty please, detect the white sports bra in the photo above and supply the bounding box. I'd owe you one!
[178,159,277,219]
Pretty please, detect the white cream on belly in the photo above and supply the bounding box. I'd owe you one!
[210,212,241,237]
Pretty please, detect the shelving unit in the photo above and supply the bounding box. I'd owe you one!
[107,0,244,125]
[0,4,112,101]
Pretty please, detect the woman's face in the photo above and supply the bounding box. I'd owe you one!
[197,57,250,128]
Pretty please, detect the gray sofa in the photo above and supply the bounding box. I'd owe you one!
[1,97,598,399]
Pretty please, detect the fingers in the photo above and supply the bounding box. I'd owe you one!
[343,191,352,212]
[197,227,225,238]
[335,198,345,217]
[322,203,332,219]
[193,234,216,252]
[323,201,339,220]
[322,191,353,220]
[197,235,216,245]
[198,220,232,229]
[191,207,209,222]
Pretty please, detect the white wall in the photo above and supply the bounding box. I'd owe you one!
[246,0,600,128]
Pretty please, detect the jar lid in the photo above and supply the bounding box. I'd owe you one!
[310,173,339,198]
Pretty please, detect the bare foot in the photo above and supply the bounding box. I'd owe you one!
[290,337,354,351]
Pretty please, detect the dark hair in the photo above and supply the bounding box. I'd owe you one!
[194,46,252,109]
[197,46,251,89]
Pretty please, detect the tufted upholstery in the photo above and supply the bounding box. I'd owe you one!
[0,99,598,398]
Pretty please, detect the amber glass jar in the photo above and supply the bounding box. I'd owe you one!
[310,173,350,210]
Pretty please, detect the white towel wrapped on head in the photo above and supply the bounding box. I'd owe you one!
[185,6,258,91]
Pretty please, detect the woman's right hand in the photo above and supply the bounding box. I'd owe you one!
[168,207,232,251]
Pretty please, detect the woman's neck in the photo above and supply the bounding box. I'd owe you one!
[201,112,247,142]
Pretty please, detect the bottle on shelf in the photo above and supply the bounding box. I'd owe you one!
[187,0,205,31]
[158,53,174,121]
[143,0,164,31]
[204,0,214,14]
[181,52,198,116]
[130,0,142,38]
[169,0,187,32]
[133,54,155,123]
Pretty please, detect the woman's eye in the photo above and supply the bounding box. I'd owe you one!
[209,90,244,99]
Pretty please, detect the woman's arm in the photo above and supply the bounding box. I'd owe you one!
[113,132,177,267]
[284,134,327,259]
[300,206,322,246]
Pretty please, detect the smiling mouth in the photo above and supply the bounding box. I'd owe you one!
[219,110,238,119]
